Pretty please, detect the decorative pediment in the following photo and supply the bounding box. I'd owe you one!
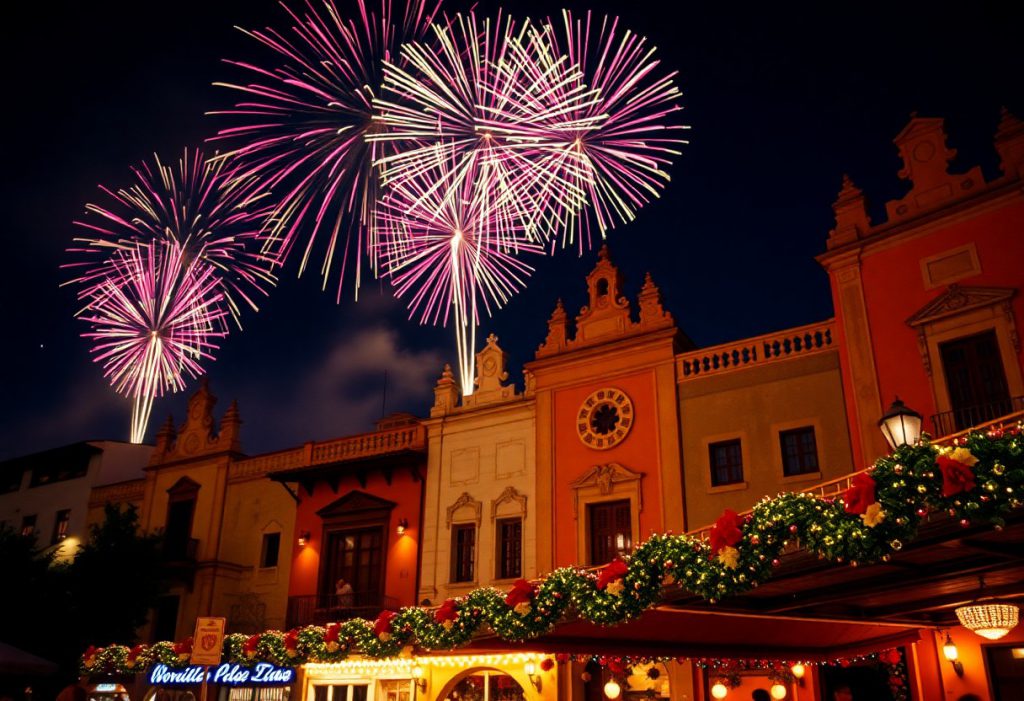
[490,486,528,521]
[907,285,1017,328]
[317,490,397,520]
[446,492,482,527]
[569,463,644,517]
[167,476,201,498]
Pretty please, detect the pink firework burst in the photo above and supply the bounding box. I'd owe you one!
[376,147,542,393]
[211,0,441,300]
[73,240,230,443]
[370,10,600,225]
[531,10,689,252]
[68,148,276,326]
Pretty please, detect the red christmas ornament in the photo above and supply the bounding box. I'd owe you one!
[540,658,555,672]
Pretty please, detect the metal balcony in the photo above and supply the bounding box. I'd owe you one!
[286,591,400,629]
[931,396,1024,436]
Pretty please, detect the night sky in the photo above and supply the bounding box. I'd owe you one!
[2,1,1021,459]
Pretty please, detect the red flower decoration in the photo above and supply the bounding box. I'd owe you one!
[880,649,902,665]
[596,558,629,590]
[606,658,627,677]
[937,455,977,496]
[83,646,98,660]
[374,610,397,637]
[555,653,570,664]
[243,634,260,655]
[435,598,459,624]
[173,637,193,655]
[540,658,555,672]
[843,472,876,515]
[324,623,341,644]
[284,629,299,651]
[709,509,744,554]
[504,579,537,607]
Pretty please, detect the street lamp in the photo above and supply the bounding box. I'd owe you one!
[879,398,923,451]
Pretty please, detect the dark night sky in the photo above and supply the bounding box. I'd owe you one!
[1,1,1021,459]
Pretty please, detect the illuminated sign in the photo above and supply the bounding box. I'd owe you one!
[147,663,295,687]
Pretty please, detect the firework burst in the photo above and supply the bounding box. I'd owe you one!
[211,0,441,299]
[68,148,276,326]
[74,240,229,443]
[376,148,541,393]
[529,10,689,252]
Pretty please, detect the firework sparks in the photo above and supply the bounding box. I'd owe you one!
[211,0,441,300]
[530,10,689,252]
[67,149,276,326]
[376,148,541,393]
[73,240,229,443]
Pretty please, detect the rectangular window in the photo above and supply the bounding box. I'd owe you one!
[52,509,71,544]
[587,500,632,565]
[709,439,744,486]
[450,523,476,583]
[496,518,522,579]
[260,532,281,568]
[311,685,368,701]
[780,427,819,476]
[20,514,36,537]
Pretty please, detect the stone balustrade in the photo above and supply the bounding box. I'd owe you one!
[677,320,835,379]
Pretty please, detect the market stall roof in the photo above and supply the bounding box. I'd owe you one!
[0,641,59,675]
[462,607,920,662]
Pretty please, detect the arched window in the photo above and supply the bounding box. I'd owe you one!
[444,669,527,701]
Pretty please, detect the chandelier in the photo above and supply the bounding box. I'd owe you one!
[955,577,1021,640]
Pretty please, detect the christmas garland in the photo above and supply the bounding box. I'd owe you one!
[82,428,1023,675]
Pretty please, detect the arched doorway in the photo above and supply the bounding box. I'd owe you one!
[441,669,527,701]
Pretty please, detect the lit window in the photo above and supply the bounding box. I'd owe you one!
[588,500,632,565]
[21,514,36,538]
[52,509,71,545]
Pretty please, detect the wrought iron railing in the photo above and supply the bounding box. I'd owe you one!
[931,396,1024,437]
[286,592,400,629]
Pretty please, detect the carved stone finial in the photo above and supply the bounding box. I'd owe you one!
[536,298,569,357]
[575,246,631,343]
[149,414,177,465]
[995,106,1024,180]
[220,399,243,453]
[827,174,871,249]
[431,363,461,417]
[465,334,516,407]
[637,273,673,328]
[884,116,984,222]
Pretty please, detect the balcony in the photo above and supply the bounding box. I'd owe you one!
[286,592,400,629]
[160,537,199,587]
[931,396,1024,436]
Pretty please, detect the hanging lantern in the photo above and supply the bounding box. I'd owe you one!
[603,679,622,699]
[956,602,1020,640]
[710,682,729,699]
[878,398,922,451]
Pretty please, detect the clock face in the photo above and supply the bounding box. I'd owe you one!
[577,388,634,450]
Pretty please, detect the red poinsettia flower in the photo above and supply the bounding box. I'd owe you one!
[596,558,629,590]
[173,637,193,655]
[540,658,555,672]
[284,629,299,651]
[243,634,260,656]
[709,509,744,554]
[374,610,397,637]
[606,658,627,677]
[324,623,341,644]
[504,578,537,607]
[937,454,977,496]
[435,598,459,624]
[843,472,876,515]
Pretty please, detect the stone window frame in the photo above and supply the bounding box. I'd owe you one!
[569,463,643,565]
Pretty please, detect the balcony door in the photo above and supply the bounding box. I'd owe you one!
[588,499,632,565]
[940,330,1011,431]
[316,490,396,609]
[321,527,384,607]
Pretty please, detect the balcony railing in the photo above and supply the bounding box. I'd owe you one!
[931,396,1024,437]
[677,320,835,380]
[286,592,400,629]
